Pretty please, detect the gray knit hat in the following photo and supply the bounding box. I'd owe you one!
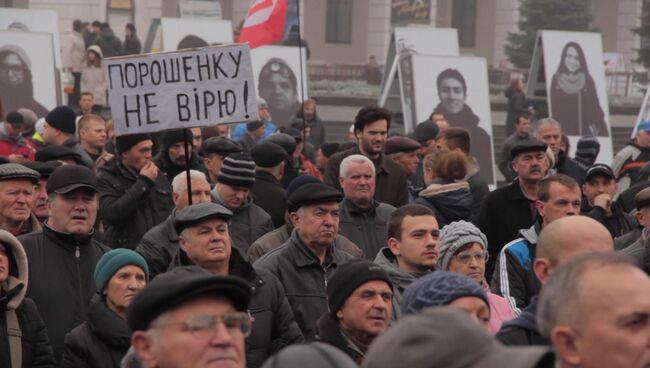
[217,153,256,188]
[438,220,487,271]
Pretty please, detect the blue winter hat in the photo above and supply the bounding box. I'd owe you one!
[94,249,149,292]
[400,271,489,316]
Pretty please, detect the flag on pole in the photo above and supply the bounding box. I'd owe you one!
[238,0,287,49]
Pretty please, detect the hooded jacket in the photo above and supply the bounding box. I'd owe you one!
[416,179,472,228]
[81,45,107,106]
[496,297,549,346]
[0,229,56,367]
[0,124,35,160]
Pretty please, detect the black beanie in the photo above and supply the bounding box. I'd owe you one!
[116,133,152,154]
[45,106,76,134]
[327,259,393,316]
[161,129,188,150]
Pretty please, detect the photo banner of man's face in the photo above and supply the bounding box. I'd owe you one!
[161,18,234,52]
[104,44,258,137]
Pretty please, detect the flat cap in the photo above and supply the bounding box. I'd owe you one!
[0,163,39,183]
[584,163,615,184]
[46,164,98,194]
[127,270,252,331]
[35,145,82,164]
[412,121,439,143]
[635,187,650,210]
[45,106,76,134]
[23,160,62,178]
[174,202,233,234]
[287,182,343,213]
[266,133,297,155]
[251,141,288,168]
[510,140,547,160]
[202,136,242,156]
[384,136,421,155]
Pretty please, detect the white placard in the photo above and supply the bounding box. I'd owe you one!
[105,44,258,137]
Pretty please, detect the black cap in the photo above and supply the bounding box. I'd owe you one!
[5,112,24,127]
[320,142,340,158]
[635,187,650,210]
[115,133,152,154]
[266,133,297,155]
[127,270,252,331]
[35,145,82,164]
[287,182,343,212]
[23,160,62,178]
[412,121,439,143]
[327,259,393,315]
[251,141,288,168]
[160,129,187,150]
[510,140,547,160]
[45,106,77,134]
[0,163,39,183]
[46,164,98,194]
[584,163,615,184]
[384,136,421,155]
[173,202,233,234]
[202,136,242,156]
[287,175,322,196]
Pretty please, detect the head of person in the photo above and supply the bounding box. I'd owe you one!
[216,124,230,137]
[582,164,617,207]
[635,122,650,148]
[42,106,77,145]
[94,249,148,319]
[257,99,271,121]
[401,271,490,330]
[78,92,94,113]
[438,221,489,285]
[125,22,136,37]
[515,114,531,136]
[201,137,242,181]
[72,19,83,32]
[537,253,650,368]
[353,105,392,158]
[34,145,82,165]
[175,203,234,273]
[78,114,107,152]
[3,112,24,139]
[251,141,287,182]
[287,180,343,249]
[46,165,99,235]
[258,58,298,112]
[215,153,255,210]
[634,187,650,228]
[430,111,449,131]
[0,45,31,89]
[116,133,154,173]
[171,170,212,211]
[510,140,548,183]
[129,270,252,368]
[363,307,553,368]
[387,204,439,273]
[510,78,525,92]
[339,154,375,208]
[556,41,588,75]
[575,137,600,166]
[436,68,467,115]
[422,150,468,185]
[0,230,28,301]
[299,99,317,121]
[91,20,101,32]
[533,216,613,286]
[435,127,470,157]
[535,174,581,227]
[86,45,103,67]
[17,108,37,135]
[161,129,192,167]
[316,142,340,171]
[262,342,357,368]
[0,163,38,228]
[190,127,202,154]
[535,118,563,155]
[327,259,393,345]
[385,136,421,176]
[24,161,61,222]
[412,121,439,156]
[246,120,265,139]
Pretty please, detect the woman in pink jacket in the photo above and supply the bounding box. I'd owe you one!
[438,220,515,334]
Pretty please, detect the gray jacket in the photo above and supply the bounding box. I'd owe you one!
[338,199,395,260]
[135,211,178,280]
[619,228,649,273]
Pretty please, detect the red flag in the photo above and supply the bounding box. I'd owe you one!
[238,0,287,49]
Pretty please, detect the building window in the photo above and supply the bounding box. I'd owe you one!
[326,0,352,44]
[452,0,477,48]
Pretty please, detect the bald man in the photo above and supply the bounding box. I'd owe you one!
[496,216,613,346]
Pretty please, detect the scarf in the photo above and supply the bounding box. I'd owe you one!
[556,71,586,94]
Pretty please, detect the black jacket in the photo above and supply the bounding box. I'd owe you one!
[254,231,354,340]
[251,171,287,229]
[61,296,130,368]
[98,158,174,249]
[504,87,528,137]
[152,150,205,184]
[582,201,638,240]
[63,136,94,169]
[496,297,548,346]
[416,179,472,228]
[478,180,537,281]
[135,211,178,280]
[556,152,586,184]
[338,198,395,260]
[19,226,109,361]
[467,168,490,225]
[316,313,365,365]
[123,35,141,55]
[170,248,304,368]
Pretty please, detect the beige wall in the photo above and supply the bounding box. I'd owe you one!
[592,0,618,52]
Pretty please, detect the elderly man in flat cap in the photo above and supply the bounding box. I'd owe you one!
[19,165,109,361]
[41,106,94,168]
[129,270,253,368]
[385,135,422,201]
[255,180,354,340]
[0,163,41,236]
[168,202,303,367]
[201,136,242,186]
[23,160,62,224]
[620,186,650,273]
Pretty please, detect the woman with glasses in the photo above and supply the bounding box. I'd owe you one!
[437,220,515,334]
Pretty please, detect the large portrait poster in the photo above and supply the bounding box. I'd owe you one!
[541,30,612,163]
[410,54,495,185]
[0,9,61,68]
[250,45,309,127]
[161,18,233,51]
[0,31,57,117]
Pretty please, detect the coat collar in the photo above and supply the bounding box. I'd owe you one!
[288,230,336,268]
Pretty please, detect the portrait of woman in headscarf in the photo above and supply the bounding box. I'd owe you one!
[550,41,608,137]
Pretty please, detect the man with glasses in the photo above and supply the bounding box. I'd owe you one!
[129,268,253,368]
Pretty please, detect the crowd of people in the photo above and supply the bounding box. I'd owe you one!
[1,27,650,367]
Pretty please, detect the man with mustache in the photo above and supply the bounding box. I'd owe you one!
[338,154,395,260]
[316,259,393,365]
[19,165,109,362]
[478,140,549,281]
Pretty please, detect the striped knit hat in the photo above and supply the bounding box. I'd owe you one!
[217,153,256,188]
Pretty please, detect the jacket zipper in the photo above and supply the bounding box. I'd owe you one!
[75,244,85,318]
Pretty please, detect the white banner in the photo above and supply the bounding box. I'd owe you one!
[105,44,257,136]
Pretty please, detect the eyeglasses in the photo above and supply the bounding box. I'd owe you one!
[454,250,489,264]
[151,312,252,338]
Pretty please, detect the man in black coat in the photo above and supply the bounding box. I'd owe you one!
[153,129,205,184]
[250,141,288,228]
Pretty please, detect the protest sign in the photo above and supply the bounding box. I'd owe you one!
[105,44,257,136]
